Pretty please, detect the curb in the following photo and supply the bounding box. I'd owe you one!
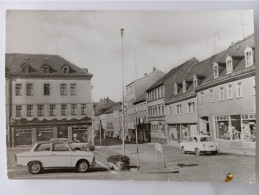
[219,151,255,157]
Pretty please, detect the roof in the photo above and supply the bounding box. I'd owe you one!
[134,91,147,105]
[5,53,93,77]
[165,34,255,105]
[146,57,199,93]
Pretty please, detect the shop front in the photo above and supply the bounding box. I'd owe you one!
[150,120,167,144]
[214,114,256,147]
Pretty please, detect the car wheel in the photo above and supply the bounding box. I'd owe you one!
[28,161,42,174]
[76,160,89,173]
[181,147,186,154]
[195,148,201,156]
[211,151,218,155]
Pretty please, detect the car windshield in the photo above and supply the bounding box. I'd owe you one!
[200,137,211,142]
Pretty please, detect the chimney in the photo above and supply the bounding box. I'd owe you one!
[153,67,156,71]
[144,73,147,76]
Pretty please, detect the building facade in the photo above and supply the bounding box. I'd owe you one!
[196,35,256,148]
[125,67,165,141]
[147,57,198,144]
[6,53,93,147]
[133,92,150,142]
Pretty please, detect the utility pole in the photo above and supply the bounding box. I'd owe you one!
[91,85,94,146]
[121,29,125,156]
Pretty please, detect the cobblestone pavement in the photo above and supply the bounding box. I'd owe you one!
[6,145,256,183]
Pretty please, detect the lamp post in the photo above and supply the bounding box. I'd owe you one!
[91,85,94,146]
[121,28,125,156]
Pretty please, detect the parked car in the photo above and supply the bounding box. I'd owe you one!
[15,142,96,174]
[49,138,95,151]
[180,135,219,156]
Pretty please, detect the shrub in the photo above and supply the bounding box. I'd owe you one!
[107,155,130,170]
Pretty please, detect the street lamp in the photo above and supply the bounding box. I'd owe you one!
[121,28,125,156]
[91,85,94,146]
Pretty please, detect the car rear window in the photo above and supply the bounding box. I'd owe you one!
[34,144,51,152]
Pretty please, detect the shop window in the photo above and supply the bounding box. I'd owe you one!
[14,129,32,146]
[16,105,22,117]
[215,116,230,140]
[242,114,256,142]
[37,128,53,142]
[15,84,22,96]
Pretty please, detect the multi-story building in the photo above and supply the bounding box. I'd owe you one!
[6,53,93,147]
[195,34,256,149]
[125,67,165,141]
[133,92,150,142]
[147,58,198,144]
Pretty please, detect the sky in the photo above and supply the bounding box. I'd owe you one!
[6,10,254,102]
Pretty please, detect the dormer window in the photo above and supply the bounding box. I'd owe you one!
[174,83,178,95]
[193,74,198,89]
[20,63,29,74]
[226,55,233,74]
[182,80,186,93]
[213,62,219,78]
[62,64,70,74]
[244,47,254,67]
[41,64,50,74]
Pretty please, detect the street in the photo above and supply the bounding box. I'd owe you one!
[7,144,255,183]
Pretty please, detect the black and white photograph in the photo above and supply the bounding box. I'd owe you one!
[5,9,256,183]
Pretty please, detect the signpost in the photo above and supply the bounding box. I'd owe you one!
[135,117,139,170]
[155,143,166,168]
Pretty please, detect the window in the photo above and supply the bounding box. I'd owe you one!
[161,86,164,97]
[27,105,33,116]
[176,104,182,115]
[60,84,67,96]
[244,47,254,67]
[63,67,69,74]
[209,89,214,102]
[168,106,172,115]
[219,86,224,101]
[71,104,77,115]
[158,88,160,98]
[50,105,55,116]
[38,105,44,116]
[22,66,28,73]
[26,84,33,96]
[187,102,195,113]
[70,84,76,95]
[227,84,233,99]
[81,104,87,115]
[226,56,233,74]
[182,80,186,93]
[44,84,50,95]
[53,144,70,151]
[174,83,178,95]
[43,66,49,73]
[162,105,164,116]
[16,105,22,117]
[193,74,198,88]
[236,82,243,98]
[213,63,219,78]
[200,92,204,104]
[61,104,67,115]
[15,84,22,96]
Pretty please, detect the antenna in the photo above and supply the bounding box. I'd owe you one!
[135,49,137,80]
[240,10,248,39]
[210,30,220,53]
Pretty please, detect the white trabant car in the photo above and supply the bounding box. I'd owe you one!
[180,135,219,156]
[15,142,95,174]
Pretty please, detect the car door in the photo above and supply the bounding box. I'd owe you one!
[33,143,52,168]
[49,143,72,167]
